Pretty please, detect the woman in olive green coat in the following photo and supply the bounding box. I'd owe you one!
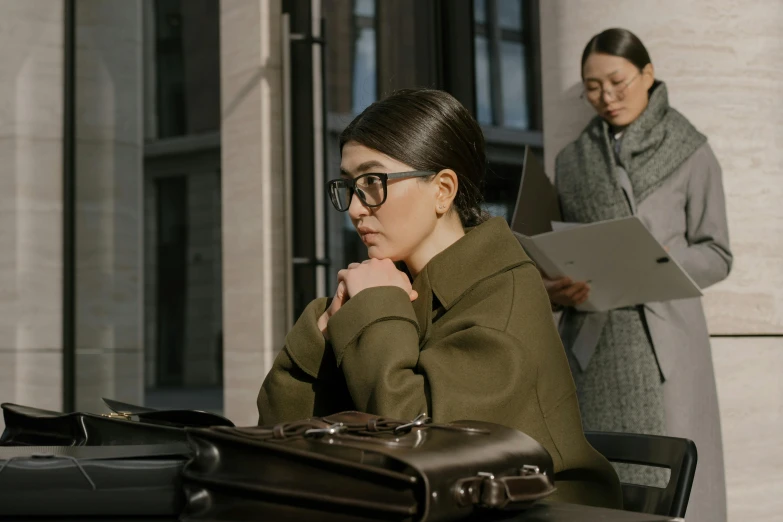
[257,89,621,509]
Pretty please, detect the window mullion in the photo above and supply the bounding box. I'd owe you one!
[487,0,504,127]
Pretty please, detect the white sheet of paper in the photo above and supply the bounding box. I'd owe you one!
[550,221,586,232]
[516,216,702,312]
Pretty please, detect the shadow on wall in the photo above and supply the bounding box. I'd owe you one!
[539,0,605,174]
[545,81,596,179]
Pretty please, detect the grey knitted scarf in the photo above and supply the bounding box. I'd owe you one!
[555,81,706,223]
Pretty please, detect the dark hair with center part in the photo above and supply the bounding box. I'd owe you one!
[339,88,489,228]
[581,28,652,75]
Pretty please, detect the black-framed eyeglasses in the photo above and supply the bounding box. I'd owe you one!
[327,171,436,212]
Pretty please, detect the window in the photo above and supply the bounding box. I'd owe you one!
[352,0,378,114]
[151,0,221,139]
[144,0,223,412]
[473,0,533,130]
[154,176,188,386]
[153,0,187,138]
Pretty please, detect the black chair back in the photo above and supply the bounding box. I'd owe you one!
[585,431,697,518]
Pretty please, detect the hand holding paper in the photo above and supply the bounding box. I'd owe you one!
[541,275,590,307]
[515,217,702,312]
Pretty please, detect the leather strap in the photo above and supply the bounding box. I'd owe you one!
[216,412,489,444]
[453,473,556,509]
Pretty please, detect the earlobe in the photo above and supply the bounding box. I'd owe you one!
[435,169,459,214]
[643,63,655,87]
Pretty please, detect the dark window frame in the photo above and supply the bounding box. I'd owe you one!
[472,0,542,134]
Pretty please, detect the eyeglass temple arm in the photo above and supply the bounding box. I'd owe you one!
[384,171,437,180]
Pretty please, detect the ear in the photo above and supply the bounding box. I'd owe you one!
[641,62,655,90]
[434,169,459,215]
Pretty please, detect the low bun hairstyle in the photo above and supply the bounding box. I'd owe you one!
[339,88,490,228]
[581,28,652,74]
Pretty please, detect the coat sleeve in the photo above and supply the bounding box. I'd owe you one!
[668,143,733,288]
[256,297,329,425]
[327,286,534,422]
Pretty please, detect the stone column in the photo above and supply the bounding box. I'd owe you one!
[0,2,65,425]
[539,3,783,521]
[220,0,289,426]
[73,0,144,413]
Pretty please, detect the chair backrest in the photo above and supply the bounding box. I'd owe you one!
[585,431,697,518]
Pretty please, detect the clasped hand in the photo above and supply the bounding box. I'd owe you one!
[318,258,418,339]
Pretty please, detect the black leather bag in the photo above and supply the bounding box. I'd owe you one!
[0,398,234,446]
[182,411,557,522]
[0,399,234,517]
[0,443,189,516]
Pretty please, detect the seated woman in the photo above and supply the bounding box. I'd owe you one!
[257,88,621,508]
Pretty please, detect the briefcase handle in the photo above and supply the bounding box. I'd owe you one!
[453,467,556,510]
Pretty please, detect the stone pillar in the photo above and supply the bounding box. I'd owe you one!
[72,0,144,414]
[539,3,783,521]
[0,2,65,424]
[220,0,289,426]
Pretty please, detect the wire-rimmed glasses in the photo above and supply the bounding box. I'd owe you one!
[327,171,436,212]
[581,72,640,104]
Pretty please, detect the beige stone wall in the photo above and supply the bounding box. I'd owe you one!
[0,2,65,420]
[0,1,145,428]
[220,0,288,426]
[539,2,783,521]
[712,336,783,521]
[539,0,783,335]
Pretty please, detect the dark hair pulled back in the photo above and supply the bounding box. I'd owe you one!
[581,28,652,74]
[339,88,489,228]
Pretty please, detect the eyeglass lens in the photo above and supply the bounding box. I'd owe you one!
[330,174,385,211]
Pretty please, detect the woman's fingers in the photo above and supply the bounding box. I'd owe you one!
[561,282,587,300]
[544,277,572,292]
[550,281,590,307]
[572,286,591,305]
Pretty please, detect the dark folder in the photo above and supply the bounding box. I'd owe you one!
[510,146,562,237]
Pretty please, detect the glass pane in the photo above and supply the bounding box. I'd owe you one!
[144,1,224,411]
[154,0,186,138]
[352,27,377,114]
[500,41,529,129]
[354,0,375,17]
[474,35,492,125]
[498,0,522,31]
[324,0,354,114]
[483,162,527,225]
[474,0,486,24]
[483,201,512,221]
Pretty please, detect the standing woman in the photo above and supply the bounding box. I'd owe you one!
[547,28,731,522]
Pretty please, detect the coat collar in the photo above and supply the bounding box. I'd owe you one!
[410,217,530,340]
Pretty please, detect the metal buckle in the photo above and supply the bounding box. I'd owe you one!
[101,412,133,420]
[393,413,431,433]
[304,422,346,437]
[520,464,541,475]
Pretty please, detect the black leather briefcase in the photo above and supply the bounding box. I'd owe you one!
[0,399,233,516]
[182,411,556,522]
[0,443,189,516]
[0,398,233,447]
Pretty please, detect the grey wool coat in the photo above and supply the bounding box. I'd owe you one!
[556,142,732,522]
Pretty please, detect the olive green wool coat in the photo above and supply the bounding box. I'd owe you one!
[257,217,621,508]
